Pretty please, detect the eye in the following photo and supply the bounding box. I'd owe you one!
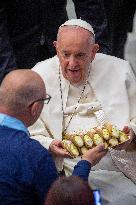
[62,52,70,58]
[76,53,86,59]
[64,53,70,57]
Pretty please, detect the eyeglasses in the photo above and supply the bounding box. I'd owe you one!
[37,94,51,104]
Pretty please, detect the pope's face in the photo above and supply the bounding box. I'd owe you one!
[54,27,99,85]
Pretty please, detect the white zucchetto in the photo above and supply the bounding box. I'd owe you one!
[60,19,95,36]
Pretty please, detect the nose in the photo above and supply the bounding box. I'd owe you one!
[68,56,78,69]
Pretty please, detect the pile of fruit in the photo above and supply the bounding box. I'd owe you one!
[62,122,129,157]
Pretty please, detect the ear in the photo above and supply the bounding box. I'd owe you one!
[53,41,57,48]
[91,44,99,61]
[53,41,59,56]
[29,102,39,118]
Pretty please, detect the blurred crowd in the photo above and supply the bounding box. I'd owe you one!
[0,1,136,205]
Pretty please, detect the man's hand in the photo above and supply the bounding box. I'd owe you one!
[82,144,107,166]
[122,126,135,140]
[49,140,71,158]
[122,126,136,151]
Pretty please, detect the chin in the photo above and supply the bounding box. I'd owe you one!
[70,77,85,86]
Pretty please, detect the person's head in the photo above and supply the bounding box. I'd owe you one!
[0,69,47,127]
[45,176,95,205]
[54,19,99,85]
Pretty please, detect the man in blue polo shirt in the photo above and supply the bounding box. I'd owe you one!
[0,69,106,205]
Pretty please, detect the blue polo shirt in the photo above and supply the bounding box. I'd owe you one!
[0,113,91,205]
[0,113,58,205]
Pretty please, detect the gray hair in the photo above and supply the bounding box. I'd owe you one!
[57,25,95,44]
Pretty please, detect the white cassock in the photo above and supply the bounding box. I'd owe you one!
[29,53,136,205]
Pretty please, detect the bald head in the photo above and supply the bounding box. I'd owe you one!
[0,69,46,117]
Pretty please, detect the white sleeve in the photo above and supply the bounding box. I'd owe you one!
[28,117,54,149]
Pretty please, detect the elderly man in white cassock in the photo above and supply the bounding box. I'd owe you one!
[29,19,136,205]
